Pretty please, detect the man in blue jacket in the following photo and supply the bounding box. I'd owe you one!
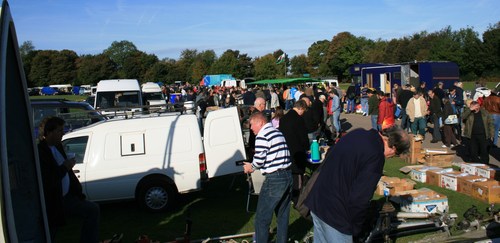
[304,126,409,242]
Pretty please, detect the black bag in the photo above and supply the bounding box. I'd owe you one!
[295,163,323,221]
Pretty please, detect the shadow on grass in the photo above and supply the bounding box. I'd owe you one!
[340,118,353,132]
[452,137,500,166]
[56,174,254,242]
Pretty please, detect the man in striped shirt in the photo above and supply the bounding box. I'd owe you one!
[243,112,292,243]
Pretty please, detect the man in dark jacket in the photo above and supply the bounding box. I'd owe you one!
[398,84,414,130]
[301,95,321,143]
[305,126,410,242]
[345,83,357,113]
[462,101,494,164]
[428,89,443,143]
[279,100,310,204]
[433,82,446,102]
[368,90,380,130]
[38,117,100,242]
[242,88,256,106]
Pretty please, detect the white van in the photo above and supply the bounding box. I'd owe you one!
[80,84,92,95]
[141,82,166,111]
[61,107,246,211]
[94,79,143,116]
[323,79,339,88]
[221,79,247,89]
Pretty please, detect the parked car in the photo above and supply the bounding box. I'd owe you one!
[30,99,106,137]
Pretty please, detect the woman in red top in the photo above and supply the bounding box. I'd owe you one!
[378,93,396,130]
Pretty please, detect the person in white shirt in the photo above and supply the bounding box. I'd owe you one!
[406,91,428,140]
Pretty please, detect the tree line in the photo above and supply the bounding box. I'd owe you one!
[20,22,500,88]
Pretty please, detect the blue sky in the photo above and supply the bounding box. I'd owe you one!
[8,0,500,60]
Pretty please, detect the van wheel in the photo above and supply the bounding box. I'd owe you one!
[138,180,175,212]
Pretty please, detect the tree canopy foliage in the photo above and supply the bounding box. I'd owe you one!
[22,22,500,87]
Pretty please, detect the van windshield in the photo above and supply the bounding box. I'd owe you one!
[96,91,141,109]
[143,92,164,100]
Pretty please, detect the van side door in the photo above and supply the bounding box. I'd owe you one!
[203,107,247,177]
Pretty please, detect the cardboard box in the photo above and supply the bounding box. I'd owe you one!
[420,148,455,167]
[391,188,448,214]
[376,177,415,196]
[460,162,487,176]
[376,176,401,195]
[457,175,489,196]
[440,172,469,191]
[426,168,455,187]
[471,180,500,204]
[410,166,444,183]
[476,166,500,180]
[389,179,416,195]
[406,136,424,164]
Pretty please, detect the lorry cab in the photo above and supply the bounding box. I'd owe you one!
[61,107,246,212]
[94,79,143,116]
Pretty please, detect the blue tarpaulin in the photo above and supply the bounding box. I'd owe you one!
[41,86,57,95]
[201,74,235,86]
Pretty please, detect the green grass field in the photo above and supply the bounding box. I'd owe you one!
[30,94,88,102]
[54,157,494,243]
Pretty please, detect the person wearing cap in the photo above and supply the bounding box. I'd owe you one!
[462,101,494,164]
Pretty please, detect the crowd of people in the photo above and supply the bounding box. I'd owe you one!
[238,80,498,242]
[37,79,498,242]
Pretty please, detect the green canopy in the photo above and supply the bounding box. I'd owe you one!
[249,78,322,85]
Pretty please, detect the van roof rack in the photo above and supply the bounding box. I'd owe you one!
[30,98,69,102]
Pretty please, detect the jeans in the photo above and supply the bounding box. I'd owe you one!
[331,111,341,134]
[400,109,410,130]
[411,117,426,136]
[311,212,352,243]
[63,194,100,243]
[371,115,379,131]
[492,114,500,146]
[346,98,355,113]
[285,99,294,111]
[255,169,292,243]
[431,115,442,141]
[360,98,368,114]
[470,133,489,164]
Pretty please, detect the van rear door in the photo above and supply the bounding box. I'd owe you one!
[203,107,247,177]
